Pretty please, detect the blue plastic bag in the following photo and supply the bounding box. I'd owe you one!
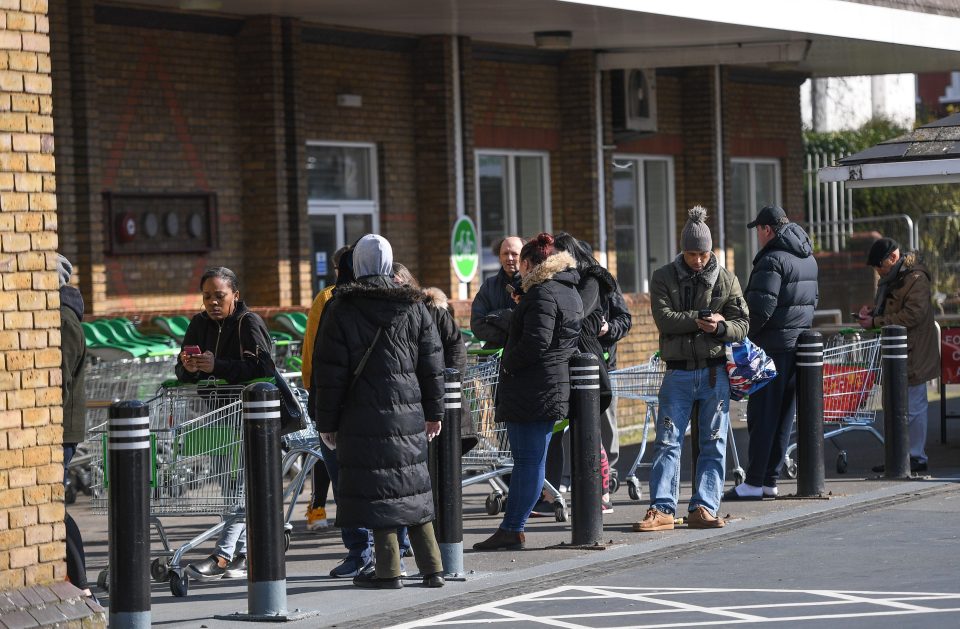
[725,338,777,401]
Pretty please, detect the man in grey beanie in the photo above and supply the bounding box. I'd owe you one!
[634,206,749,533]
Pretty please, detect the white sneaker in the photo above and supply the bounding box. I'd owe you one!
[762,485,779,498]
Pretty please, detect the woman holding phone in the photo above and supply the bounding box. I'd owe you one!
[177,266,272,582]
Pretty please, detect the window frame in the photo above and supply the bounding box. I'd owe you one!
[474,149,552,276]
[730,157,782,275]
[611,153,676,293]
[306,140,380,242]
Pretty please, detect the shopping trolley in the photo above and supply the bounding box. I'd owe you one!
[783,329,883,477]
[460,352,569,522]
[611,355,747,502]
[89,379,321,597]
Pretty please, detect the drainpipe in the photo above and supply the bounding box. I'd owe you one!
[714,65,726,267]
[452,36,468,299]
[595,64,608,267]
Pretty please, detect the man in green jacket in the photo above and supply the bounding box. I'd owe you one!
[634,207,749,532]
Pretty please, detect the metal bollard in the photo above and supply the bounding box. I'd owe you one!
[882,325,911,478]
[108,400,151,629]
[568,353,603,546]
[437,368,463,576]
[243,383,287,617]
[795,331,825,496]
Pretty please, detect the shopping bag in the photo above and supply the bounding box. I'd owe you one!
[256,347,307,436]
[725,338,777,401]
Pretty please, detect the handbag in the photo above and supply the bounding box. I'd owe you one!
[238,312,306,436]
[256,346,308,436]
[725,338,777,401]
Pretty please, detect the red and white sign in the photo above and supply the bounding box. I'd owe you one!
[943,328,960,385]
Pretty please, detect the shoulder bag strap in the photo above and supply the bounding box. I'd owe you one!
[346,326,383,400]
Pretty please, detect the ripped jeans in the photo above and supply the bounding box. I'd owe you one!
[648,366,730,517]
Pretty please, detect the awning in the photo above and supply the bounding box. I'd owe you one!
[818,113,960,188]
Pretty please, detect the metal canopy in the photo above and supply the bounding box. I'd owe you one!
[819,113,960,188]
[137,0,960,77]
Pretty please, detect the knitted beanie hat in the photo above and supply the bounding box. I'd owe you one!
[680,205,712,252]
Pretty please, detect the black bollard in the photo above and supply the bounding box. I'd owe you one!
[243,383,287,617]
[795,331,825,496]
[882,325,911,478]
[568,353,603,546]
[108,400,151,629]
[437,368,463,576]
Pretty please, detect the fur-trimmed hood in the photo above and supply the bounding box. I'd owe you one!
[521,252,579,293]
[580,263,617,295]
[334,279,426,327]
[422,286,450,312]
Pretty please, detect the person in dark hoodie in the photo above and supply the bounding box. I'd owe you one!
[724,206,818,501]
[473,233,583,551]
[313,235,446,590]
[857,238,939,474]
[180,266,272,583]
[58,254,95,602]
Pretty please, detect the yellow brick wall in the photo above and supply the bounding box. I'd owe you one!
[0,0,64,590]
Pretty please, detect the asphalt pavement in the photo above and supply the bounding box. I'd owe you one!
[67,393,960,627]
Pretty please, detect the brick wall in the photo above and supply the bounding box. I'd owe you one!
[0,0,68,591]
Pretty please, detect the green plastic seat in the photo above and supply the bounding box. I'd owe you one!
[105,318,177,350]
[91,320,176,357]
[270,330,294,347]
[113,317,177,347]
[273,312,307,339]
[152,315,190,343]
[81,321,149,359]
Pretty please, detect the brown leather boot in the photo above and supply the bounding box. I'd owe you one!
[472,528,525,551]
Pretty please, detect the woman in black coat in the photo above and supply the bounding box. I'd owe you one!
[473,233,583,551]
[178,267,272,583]
[313,235,447,589]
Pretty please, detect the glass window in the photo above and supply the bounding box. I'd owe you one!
[476,151,550,275]
[729,158,781,286]
[306,142,379,293]
[612,155,675,293]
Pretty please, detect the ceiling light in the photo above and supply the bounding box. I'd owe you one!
[178,0,223,10]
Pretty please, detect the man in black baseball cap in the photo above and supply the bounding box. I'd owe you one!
[745,205,787,229]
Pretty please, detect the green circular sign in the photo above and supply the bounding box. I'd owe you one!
[451,216,479,282]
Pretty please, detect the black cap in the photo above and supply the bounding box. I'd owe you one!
[866,237,899,267]
[746,205,787,229]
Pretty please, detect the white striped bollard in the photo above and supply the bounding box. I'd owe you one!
[881,325,911,478]
[108,400,151,629]
[795,331,825,497]
[569,352,603,546]
[437,368,463,576]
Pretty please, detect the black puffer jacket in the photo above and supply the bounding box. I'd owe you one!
[175,301,272,384]
[575,264,618,412]
[469,268,517,348]
[496,252,583,424]
[423,288,477,453]
[744,222,819,352]
[312,278,445,529]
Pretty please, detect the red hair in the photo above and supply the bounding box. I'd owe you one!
[520,232,555,266]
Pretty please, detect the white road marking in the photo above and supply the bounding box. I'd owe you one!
[387,586,960,628]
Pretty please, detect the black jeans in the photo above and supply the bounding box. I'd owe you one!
[745,348,798,488]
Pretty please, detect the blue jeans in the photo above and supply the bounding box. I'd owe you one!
[648,366,730,516]
[318,438,409,560]
[215,516,246,559]
[502,420,554,532]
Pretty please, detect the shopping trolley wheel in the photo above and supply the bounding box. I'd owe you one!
[150,558,170,582]
[485,493,504,516]
[284,529,292,552]
[169,572,189,597]
[627,479,642,502]
[836,451,848,474]
[554,502,567,522]
[785,458,798,479]
[608,475,620,494]
[64,484,77,505]
[97,569,109,592]
[731,468,746,486]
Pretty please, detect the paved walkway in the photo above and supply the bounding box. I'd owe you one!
[67,396,960,627]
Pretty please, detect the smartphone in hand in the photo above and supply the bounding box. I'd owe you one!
[183,345,202,356]
[698,309,712,320]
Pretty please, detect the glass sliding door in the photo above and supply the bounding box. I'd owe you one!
[729,158,781,286]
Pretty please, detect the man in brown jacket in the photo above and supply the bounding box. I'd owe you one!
[857,238,940,473]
